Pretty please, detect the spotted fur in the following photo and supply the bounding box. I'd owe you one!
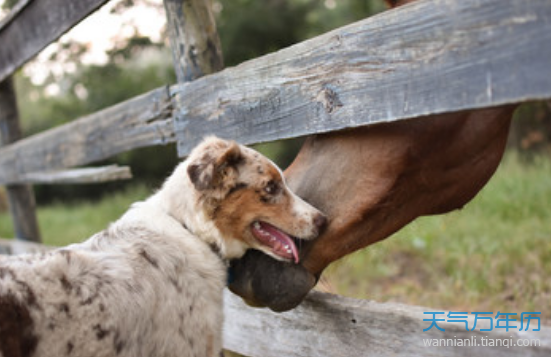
[0,136,325,357]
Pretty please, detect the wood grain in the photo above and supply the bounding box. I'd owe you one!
[223,290,551,357]
[19,165,132,184]
[0,0,32,30]
[0,76,41,242]
[163,0,224,83]
[2,0,551,184]
[0,237,52,255]
[171,0,551,156]
[0,86,173,185]
[0,0,108,82]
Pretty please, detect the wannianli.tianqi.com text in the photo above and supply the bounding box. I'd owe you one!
[422,336,541,348]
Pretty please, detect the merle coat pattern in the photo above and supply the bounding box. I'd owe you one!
[0,137,326,357]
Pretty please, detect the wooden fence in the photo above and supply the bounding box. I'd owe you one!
[1,238,550,356]
[1,0,551,355]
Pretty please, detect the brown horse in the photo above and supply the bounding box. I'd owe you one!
[228,0,516,311]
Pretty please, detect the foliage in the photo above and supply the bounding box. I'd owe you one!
[216,0,386,66]
[1,0,17,11]
[16,41,175,135]
[14,35,178,203]
[510,102,551,159]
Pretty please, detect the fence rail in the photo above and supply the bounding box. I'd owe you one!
[0,0,109,83]
[0,86,172,185]
[16,165,132,185]
[0,0,550,185]
[0,238,550,357]
[172,0,551,155]
[223,290,551,357]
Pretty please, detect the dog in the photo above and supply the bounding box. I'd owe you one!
[0,136,327,357]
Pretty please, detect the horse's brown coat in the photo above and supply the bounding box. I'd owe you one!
[228,0,516,311]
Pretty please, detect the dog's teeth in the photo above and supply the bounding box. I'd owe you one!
[253,222,261,230]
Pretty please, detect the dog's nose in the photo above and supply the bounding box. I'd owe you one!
[313,214,328,234]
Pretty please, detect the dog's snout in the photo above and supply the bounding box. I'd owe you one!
[313,213,328,234]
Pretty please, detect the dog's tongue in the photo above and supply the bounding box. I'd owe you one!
[251,221,299,264]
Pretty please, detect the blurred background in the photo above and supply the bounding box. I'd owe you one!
[0,0,550,322]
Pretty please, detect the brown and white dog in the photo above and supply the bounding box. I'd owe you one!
[0,136,326,357]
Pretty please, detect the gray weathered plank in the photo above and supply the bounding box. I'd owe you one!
[0,237,52,255]
[172,0,551,156]
[19,165,132,184]
[0,0,32,30]
[0,86,173,185]
[2,185,41,242]
[163,0,224,84]
[0,76,42,242]
[223,290,551,357]
[2,0,551,184]
[0,0,109,83]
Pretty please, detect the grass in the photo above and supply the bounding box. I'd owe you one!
[0,185,150,246]
[1,152,550,321]
[320,152,551,322]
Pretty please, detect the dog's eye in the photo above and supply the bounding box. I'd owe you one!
[264,180,280,195]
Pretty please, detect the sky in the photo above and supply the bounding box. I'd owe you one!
[1,0,167,84]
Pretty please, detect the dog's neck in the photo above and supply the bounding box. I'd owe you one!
[147,162,248,261]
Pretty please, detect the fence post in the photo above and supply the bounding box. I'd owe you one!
[0,76,42,242]
[163,0,224,83]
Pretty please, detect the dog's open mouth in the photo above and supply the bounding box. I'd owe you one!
[251,221,299,264]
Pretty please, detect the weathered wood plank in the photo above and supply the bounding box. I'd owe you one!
[223,290,551,357]
[2,185,42,242]
[19,165,132,184]
[0,86,173,185]
[163,0,224,83]
[0,0,32,30]
[0,76,41,242]
[0,0,109,83]
[2,0,551,184]
[172,0,551,156]
[0,238,52,255]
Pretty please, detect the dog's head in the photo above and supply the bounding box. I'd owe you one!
[186,136,327,262]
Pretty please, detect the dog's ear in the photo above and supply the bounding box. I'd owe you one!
[187,140,244,191]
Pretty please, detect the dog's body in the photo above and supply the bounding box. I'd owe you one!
[0,137,326,357]
[0,213,226,357]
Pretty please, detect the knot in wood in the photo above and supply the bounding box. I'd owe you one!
[316,86,343,114]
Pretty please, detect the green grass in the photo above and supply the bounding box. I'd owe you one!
[1,152,549,321]
[0,185,150,246]
[321,152,551,321]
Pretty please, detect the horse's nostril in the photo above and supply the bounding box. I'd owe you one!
[313,214,328,233]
